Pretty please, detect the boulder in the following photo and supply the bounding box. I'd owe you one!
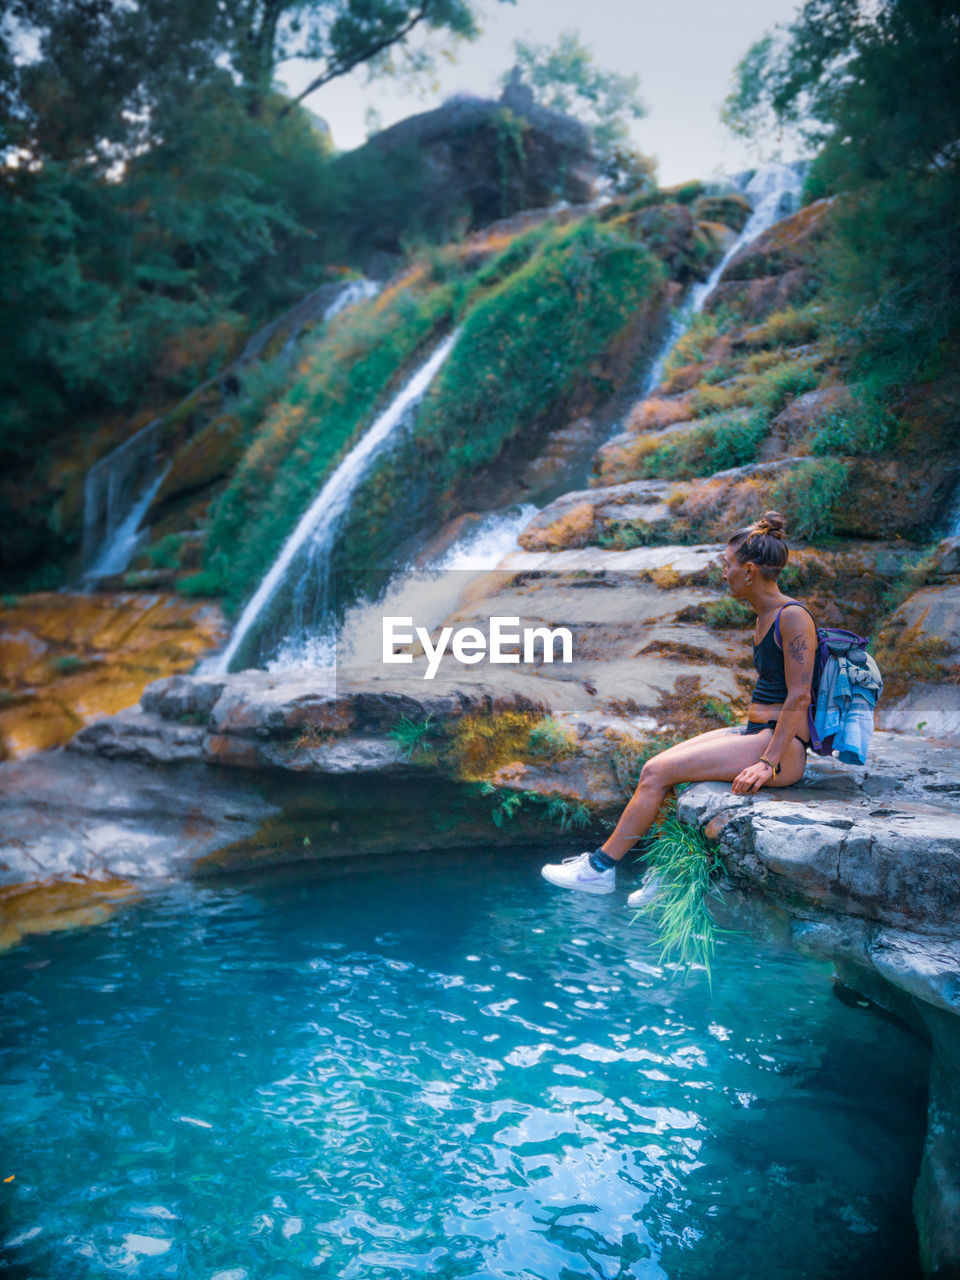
[336,91,596,249]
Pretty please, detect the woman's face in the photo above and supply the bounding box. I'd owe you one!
[721,545,753,597]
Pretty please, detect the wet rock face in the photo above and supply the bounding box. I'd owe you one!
[703,199,833,323]
[0,592,227,760]
[874,582,960,739]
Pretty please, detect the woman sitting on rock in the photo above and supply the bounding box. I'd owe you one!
[541,510,818,904]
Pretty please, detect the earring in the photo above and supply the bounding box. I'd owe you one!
[745,574,753,584]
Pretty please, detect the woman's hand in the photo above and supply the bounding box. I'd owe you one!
[732,760,775,795]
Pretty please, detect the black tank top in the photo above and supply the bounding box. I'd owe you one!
[752,600,818,704]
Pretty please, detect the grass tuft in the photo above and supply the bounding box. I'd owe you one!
[630,813,729,988]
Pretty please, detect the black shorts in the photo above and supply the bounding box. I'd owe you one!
[742,718,810,751]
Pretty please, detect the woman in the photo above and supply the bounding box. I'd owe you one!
[541,511,818,902]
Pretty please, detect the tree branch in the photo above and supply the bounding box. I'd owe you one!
[277,2,431,120]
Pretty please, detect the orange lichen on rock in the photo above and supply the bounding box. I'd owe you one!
[0,592,228,759]
[0,876,141,953]
[520,502,596,551]
[626,393,695,433]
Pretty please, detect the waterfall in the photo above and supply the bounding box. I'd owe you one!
[82,463,172,581]
[638,162,805,399]
[266,503,540,672]
[81,415,167,579]
[80,278,379,584]
[210,331,460,675]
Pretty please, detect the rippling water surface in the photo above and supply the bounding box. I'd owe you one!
[0,849,928,1279]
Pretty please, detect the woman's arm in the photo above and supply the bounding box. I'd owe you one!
[733,604,816,794]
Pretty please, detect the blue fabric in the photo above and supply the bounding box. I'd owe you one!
[814,651,880,765]
[835,694,877,764]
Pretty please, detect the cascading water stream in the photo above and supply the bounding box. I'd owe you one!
[638,162,805,400]
[267,503,541,671]
[217,164,807,673]
[79,279,379,584]
[210,331,460,674]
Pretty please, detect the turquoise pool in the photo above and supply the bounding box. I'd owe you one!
[0,848,928,1278]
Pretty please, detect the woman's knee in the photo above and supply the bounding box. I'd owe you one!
[638,756,672,790]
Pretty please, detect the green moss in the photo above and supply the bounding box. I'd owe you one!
[633,410,768,480]
[413,219,665,503]
[701,597,754,629]
[527,716,579,760]
[202,282,457,612]
[770,458,851,540]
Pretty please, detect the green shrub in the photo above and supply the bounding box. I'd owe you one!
[177,569,225,597]
[749,359,820,417]
[413,220,665,495]
[388,713,436,760]
[747,304,822,348]
[701,597,754,628]
[809,388,894,456]
[661,310,723,380]
[596,518,658,549]
[637,411,768,480]
[527,716,579,760]
[144,533,184,570]
[771,458,850,540]
[702,359,743,385]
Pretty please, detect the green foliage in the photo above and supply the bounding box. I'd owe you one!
[470,223,557,293]
[388,714,436,760]
[411,218,666,515]
[2,0,502,165]
[527,716,579,760]
[748,359,820,417]
[661,310,722,379]
[49,654,83,674]
[143,534,184,571]
[596,519,658,550]
[808,390,893,456]
[505,31,654,193]
[722,0,960,392]
[701,360,742,385]
[204,281,455,611]
[636,411,768,481]
[699,697,739,726]
[493,108,529,217]
[748,304,822,348]
[818,170,960,392]
[771,457,850,540]
[701,597,754,629]
[631,813,729,987]
[176,569,225,598]
[475,781,591,831]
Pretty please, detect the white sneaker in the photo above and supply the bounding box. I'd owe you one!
[627,869,666,909]
[541,851,615,895]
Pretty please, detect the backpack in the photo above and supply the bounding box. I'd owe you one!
[773,608,884,762]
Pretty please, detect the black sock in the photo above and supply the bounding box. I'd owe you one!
[589,847,617,872]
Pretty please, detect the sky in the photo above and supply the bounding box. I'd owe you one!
[277,0,805,186]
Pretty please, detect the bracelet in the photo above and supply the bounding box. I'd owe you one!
[759,756,781,776]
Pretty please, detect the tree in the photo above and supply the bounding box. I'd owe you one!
[501,31,654,193]
[721,0,960,183]
[1,0,512,171]
[721,0,960,389]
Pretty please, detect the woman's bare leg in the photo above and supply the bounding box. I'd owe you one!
[601,725,806,861]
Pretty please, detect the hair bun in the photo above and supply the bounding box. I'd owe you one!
[752,510,787,539]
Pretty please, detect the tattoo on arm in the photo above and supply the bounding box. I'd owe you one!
[788,636,807,664]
